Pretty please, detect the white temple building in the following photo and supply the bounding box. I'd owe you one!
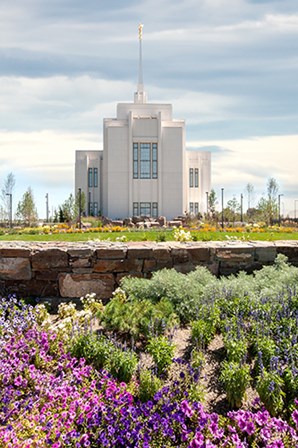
[75,25,211,220]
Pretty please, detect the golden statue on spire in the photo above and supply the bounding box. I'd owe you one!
[138,23,143,40]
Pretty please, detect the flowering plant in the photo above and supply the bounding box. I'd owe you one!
[173,226,192,242]
[0,296,298,447]
[57,301,77,319]
[80,292,104,315]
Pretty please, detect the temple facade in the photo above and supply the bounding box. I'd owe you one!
[75,26,211,219]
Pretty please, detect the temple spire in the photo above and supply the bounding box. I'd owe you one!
[134,23,147,103]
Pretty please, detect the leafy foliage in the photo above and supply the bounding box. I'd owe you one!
[256,369,286,416]
[220,361,251,408]
[121,266,216,324]
[1,257,298,448]
[146,335,175,376]
[16,186,38,226]
[138,368,163,402]
[100,291,178,341]
[191,318,216,349]
[69,332,138,383]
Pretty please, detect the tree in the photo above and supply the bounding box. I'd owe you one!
[257,178,279,225]
[58,192,86,223]
[225,196,241,225]
[206,189,219,223]
[62,193,75,222]
[16,187,38,226]
[245,183,255,210]
[76,190,86,218]
[208,189,217,215]
[1,172,15,222]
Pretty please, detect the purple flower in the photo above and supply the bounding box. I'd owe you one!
[245,420,255,436]
[260,427,271,441]
[13,376,23,387]
[255,410,270,426]
[267,440,284,448]
[181,400,194,418]
[189,432,204,448]
[205,440,217,448]
[292,409,298,428]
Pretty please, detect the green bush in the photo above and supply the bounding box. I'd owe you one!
[190,347,206,371]
[283,366,298,409]
[100,294,178,341]
[147,335,175,376]
[69,332,137,383]
[220,361,251,408]
[191,318,216,349]
[108,348,138,384]
[138,369,163,402]
[69,333,112,371]
[254,337,277,371]
[224,336,248,363]
[121,266,216,324]
[256,369,286,416]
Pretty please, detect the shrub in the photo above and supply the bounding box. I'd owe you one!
[190,347,206,371]
[121,267,214,324]
[256,369,286,416]
[254,337,277,371]
[108,346,138,384]
[191,318,216,349]
[69,332,112,371]
[220,361,251,408]
[138,368,163,402]
[69,332,137,383]
[224,336,248,363]
[147,335,175,376]
[100,288,178,341]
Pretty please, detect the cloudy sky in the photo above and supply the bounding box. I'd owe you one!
[1,0,297,218]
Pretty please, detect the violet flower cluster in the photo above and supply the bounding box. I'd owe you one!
[0,296,297,447]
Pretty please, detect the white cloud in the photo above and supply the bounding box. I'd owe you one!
[190,134,298,213]
[0,75,135,133]
[0,0,297,217]
[0,129,100,217]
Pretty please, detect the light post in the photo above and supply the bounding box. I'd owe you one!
[45,193,49,222]
[78,188,82,229]
[278,194,284,226]
[6,193,12,229]
[221,188,224,229]
[240,193,243,222]
[294,200,298,220]
[206,191,209,214]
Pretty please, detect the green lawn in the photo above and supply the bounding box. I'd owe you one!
[0,229,298,242]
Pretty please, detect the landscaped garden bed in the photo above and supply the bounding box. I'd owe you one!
[0,255,298,446]
[1,222,298,242]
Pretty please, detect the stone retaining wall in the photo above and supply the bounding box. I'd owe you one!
[1,241,298,300]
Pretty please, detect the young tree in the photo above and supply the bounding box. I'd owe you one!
[257,178,279,225]
[75,190,86,218]
[1,172,15,222]
[208,189,217,215]
[60,193,75,223]
[16,187,38,226]
[58,192,86,223]
[206,189,219,223]
[245,183,255,210]
[225,196,241,225]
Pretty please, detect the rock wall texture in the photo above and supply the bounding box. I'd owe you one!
[0,240,298,300]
